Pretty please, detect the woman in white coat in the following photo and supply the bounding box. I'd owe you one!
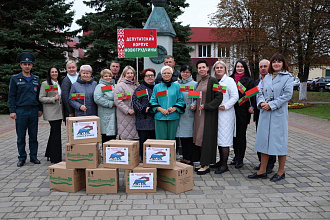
[248,54,293,182]
[212,61,239,174]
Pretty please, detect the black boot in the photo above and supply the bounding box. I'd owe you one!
[214,147,229,174]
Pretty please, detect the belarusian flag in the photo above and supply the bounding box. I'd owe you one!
[136,89,148,98]
[238,96,249,106]
[71,93,85,100]
[180,85,194,92]
[245,86,260,98]
[45,85,58,92]
[237,82,246,94]
[212,84,227,93]
[101,85,113,93]
[156,90,168,98]
[188,91,202,99]
[118,92,131,100]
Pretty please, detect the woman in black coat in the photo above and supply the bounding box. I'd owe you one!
[230,60,255,169]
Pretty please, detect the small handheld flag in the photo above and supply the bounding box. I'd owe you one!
[237,82,246,94]
[136,89,148,98]
[101,85,113,93]
[45,85,58,92]
[188,91,202,99]
[180,85,194,92]
[212,84,227,93]
[245,86,260,98]
[238,96,249,106]
[156,90,168,99]
[71,93,85,100]
[118,92,131,100]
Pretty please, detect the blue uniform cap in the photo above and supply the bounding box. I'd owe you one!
[17,52,35,63]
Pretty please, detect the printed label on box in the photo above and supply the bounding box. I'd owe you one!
[146,147,170,165]
[87,178,116,187]
[129,173,154,189]
[105,147,129,164]
[73,121,98,140]
[49,175,73,186]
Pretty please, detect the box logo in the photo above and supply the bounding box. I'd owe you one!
[67,153,94,162]
[105,147,129,164]
[158,173,176,186]
[49,175,72,185]
[88,178,116,187]
[129,173,154,189]
[73,121,98,140]
[146,147,170,165]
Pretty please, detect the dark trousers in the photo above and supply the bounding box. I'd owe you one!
[101,134,117,144]
[137,130,156,159]
[46,120,62,163]
[255,118,276,170]
[15,107,39,161]
[233,120,248,163]
[176,137,194,161]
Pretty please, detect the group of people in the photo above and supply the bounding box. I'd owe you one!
[9,52,293,182]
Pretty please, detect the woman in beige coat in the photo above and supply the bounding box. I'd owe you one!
[114,66,139,140]
[39,66,63,163]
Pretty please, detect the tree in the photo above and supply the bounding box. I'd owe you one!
[76,0,192,75]
[0,0,76,113]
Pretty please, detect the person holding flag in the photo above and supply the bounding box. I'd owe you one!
[229,60,255,169]
[39,66,63,163]
[192,59,223,175]
[114,66,139,140]
[94,69,117,144]
[211,61,239,174]
[132,68,156,160]
[69,65,97,117]
[150,66,185,140]
[174,65,197,165]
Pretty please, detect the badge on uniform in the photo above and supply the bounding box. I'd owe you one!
[34,87,37,92]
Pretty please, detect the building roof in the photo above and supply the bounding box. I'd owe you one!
[188,27,243,43]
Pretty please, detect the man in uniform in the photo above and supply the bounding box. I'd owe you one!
[110,60,121,83]
[8,52,43,167]
[155,55,181,84]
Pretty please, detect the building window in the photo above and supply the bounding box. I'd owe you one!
[198,45,211,58]
[218,46,230,58]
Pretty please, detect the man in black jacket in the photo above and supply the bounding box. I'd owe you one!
[155,55,181,84]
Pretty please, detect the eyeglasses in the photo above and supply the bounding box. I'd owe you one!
[145,75,154,78]
[181,71,191,74]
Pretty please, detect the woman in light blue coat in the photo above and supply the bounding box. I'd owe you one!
[94,69,117,144]
[248,54,294,182]
[175,65,197,165]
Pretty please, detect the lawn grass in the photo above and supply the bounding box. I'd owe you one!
[289,104,330,120]
[290,91,330,103]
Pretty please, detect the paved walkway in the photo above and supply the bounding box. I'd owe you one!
[0,112,329,220]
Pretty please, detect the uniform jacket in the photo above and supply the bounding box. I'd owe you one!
[217,74,239,146]
[39,81,63,121]
[93,78,117,136]
[8,72,42,113]
[132,81,155,131]
[114,78,139,140]
[174,76,197,137]
[254,72,294,155]
[150,81,185,121]
[69,76,97,117]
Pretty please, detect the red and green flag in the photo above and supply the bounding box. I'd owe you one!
[118,92,131,100]
[136,89,148,98]
[237,82,246,94]
[71,93,85,100]
[45,85,58,92]
[156,90,168,99]
[180,85,194,92]
[188,91,202,99]
[238,96,249,106]
[212,84,227,93]
[101,85,113,93]
[245,86,260,98]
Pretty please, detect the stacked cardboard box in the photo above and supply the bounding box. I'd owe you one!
[86,164,118,194]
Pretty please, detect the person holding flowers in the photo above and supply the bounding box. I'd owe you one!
[150,66,185,140]
[114,66,138,140]
[39,66,63,163]
[132,68,156,159]
[94,69,117,144]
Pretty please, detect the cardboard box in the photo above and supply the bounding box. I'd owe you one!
[103,140,139,169]
[125,164,157,193]
[48,162,85,193]
[157,162,193,194]
[143,139,176,169]
[86,165,118,194]
[65,143,100,169]
[66,116,101,144]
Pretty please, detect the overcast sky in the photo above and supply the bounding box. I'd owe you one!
[68,0,219,31]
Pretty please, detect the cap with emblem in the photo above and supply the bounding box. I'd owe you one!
[16,52,35,63]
